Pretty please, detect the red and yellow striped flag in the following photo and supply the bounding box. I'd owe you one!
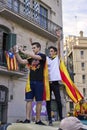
[5,51,18,71]
[43,61,50,101]
[60,59,83,103]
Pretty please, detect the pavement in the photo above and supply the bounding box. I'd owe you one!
[6,121,60,130]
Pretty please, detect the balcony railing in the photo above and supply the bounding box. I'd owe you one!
[0,0,62,36]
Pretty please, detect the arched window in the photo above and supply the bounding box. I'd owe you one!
[0,25,16,66]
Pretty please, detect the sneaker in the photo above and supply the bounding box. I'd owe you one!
[48,120,53,126]
[35,120,46,125]
[23,119,30,123]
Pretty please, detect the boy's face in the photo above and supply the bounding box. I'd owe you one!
[32,45,40,54]
[49,48,57,57]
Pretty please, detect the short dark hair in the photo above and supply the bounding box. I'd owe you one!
[48,46,57,52]
[31,42,41,49]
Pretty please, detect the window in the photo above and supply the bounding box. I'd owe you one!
[13,0,19,12]
[7,0,12,8]
[6,33,16,50]
[24,0,31,15]
[40,5,48,29]
[23,0,48,28]
[69,102,74,111]
[0,90,5,102]
[81,62,85,70]
[83,88,86,97]
[82,75,85,83]
[80,50,84,59]
[0,26,16,66]
[7,0,19,12]
[45,48,49,56]
[33,0,40,22]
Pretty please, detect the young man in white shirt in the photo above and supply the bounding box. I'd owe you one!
[46,31,63,125]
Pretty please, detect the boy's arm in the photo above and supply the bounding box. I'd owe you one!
[19,49,42,60]
[56,29,61,59]
[14,45,42,60]
[13,45,28,64]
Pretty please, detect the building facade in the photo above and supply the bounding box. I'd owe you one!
[0,0,66,123]
[64,31,87,113]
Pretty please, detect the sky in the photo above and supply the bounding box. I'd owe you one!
[62,0,87,37]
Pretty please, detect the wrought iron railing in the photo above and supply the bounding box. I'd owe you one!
[0,0,62,35]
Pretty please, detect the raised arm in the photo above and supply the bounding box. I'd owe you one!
[14,45,42,61]
[13,45,28,64]
[19,49,42,60]
[18,38,42,60]
[56,29,61,59]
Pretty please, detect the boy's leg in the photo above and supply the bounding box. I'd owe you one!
[35,81,46,125]
[46,101,52,121]
[26,101,32,120]
[24,84,34,123]
[53,85,63,120]
[36,101,42,121]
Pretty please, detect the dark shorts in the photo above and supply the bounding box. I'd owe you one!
[25,81,44,102]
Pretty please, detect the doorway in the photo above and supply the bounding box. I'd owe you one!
[0,85,8,124]
[0,27,9,66]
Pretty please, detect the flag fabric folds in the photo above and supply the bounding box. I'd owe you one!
[5,51,18,71]
[25,73,31,92]
[43,61,50,101]
[60,59,83,103]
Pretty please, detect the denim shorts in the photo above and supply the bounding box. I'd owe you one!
[25,81,44,102]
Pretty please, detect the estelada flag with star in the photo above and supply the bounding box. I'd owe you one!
[5,51,18,71]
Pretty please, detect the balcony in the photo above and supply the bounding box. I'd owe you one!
[0,65,25,78]
[0,0,62,42]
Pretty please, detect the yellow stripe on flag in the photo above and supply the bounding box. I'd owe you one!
[60,59,83,103]
[43,61,50,101]
[25,73,31,92]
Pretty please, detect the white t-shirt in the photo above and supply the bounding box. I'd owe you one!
[47,56,62,81]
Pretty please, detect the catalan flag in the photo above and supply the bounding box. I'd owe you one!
[60,59,83,103]
[43,61,50,101]
[5,51,18,71]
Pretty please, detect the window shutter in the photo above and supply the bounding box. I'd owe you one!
[6,33,16,50]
